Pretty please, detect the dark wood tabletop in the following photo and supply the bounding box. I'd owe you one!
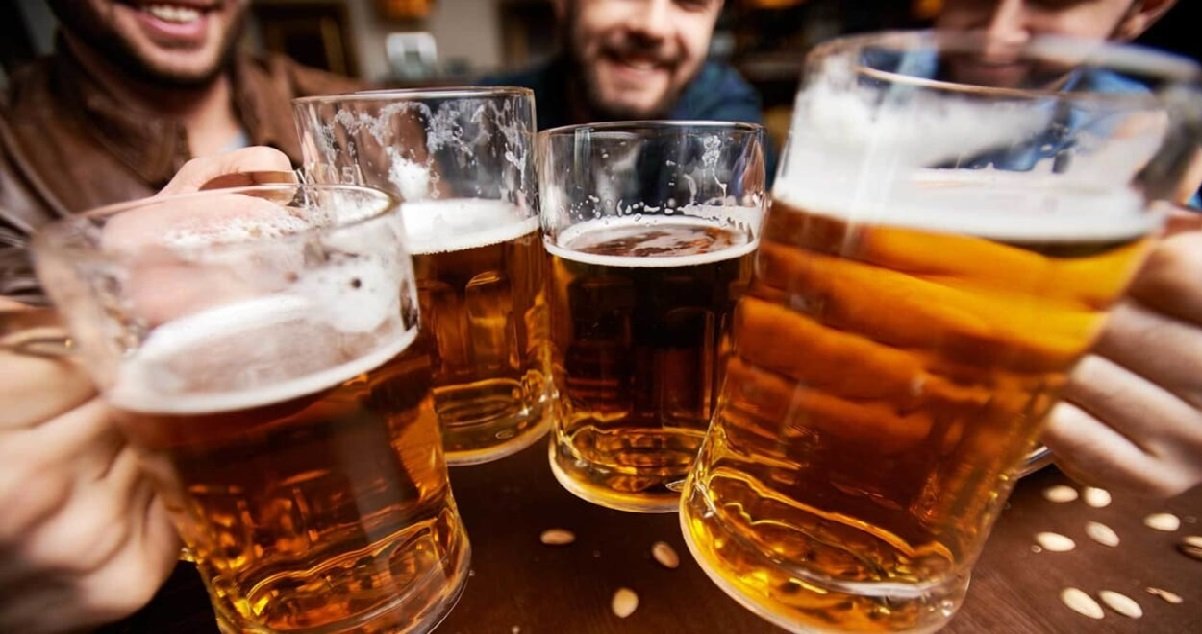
[99,440,1200,633]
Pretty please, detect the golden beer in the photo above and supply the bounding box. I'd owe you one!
[112,302,470,634]
[292,88,543,466]
[547,216,756,511]
[681,186,1152,631]
[403,199,551,464]
[35,185,473,634]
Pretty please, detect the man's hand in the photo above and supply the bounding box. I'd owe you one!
[160,146,294,195]
[0,300,180,633]
[1044,211,1202,497]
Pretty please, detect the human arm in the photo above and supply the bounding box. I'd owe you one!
[0,298,180,633]
[0,147,294,631]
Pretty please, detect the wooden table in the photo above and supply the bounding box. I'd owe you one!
[99,441,1200,633]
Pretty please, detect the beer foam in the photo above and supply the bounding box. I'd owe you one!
[547,215,758,269]
[387,147,434,201]
[161,213,313,250]
[401,198,538,254]
[110,295,416,414]
[776,168,1154,241]
[773,67,1157,241]
[287,249,407,334]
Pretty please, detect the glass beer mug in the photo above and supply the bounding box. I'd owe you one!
[293,88,550,466]
[679,31,1201,632]
[540,121,767,512]
[35,185,470,633]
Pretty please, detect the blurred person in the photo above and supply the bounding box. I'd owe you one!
[483,0,765,132]
[0,296,178,634]
[0,17,347,628]
[0,0,357,301]
[937,0,1178,45]
[0,134,298,634]
[937,0,1202,496]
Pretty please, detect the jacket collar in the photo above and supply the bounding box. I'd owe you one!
[51,43,302,188]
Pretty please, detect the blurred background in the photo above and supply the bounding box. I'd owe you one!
[0,0,1195,150]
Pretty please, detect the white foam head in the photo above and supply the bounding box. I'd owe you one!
[110,295,416,414]
[401,198,538,255]
[774,60,1158,242]
[546,214,758,268]
[106,193,417,414]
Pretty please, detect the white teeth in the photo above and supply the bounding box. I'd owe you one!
[145,4,201,24]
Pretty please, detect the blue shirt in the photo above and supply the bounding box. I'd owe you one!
[958,68,1200,208]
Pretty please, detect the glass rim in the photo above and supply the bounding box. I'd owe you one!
[809,30,1201,92]
[541,120,765,138]
[33,184,398,260]
[292,85,535,106]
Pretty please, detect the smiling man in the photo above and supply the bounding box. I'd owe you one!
[1,0,356,300]
[485,0,764,132]
[0,3,353,631]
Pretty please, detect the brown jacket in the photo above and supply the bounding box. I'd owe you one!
[0,46,358,300]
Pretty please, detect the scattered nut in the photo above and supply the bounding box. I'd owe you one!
[1061,588,1104,620]
[539,529,576,545]
[651,541,680,569]
[1144,513,1181,532]
[1099,591,1142,619]
[1083,487,1112,508]
[1177,536,1202,561]
[1043,485,1079,503]
[1086,522,1119,548]
[1036,532,1077,552]
[1145,587,1184,604]
[613,588,639,618]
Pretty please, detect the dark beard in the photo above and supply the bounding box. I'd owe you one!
[564,50,676,122]
[560,3,679,122]
[49,0,244,88]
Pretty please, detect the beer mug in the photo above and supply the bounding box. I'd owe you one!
[34,185,470,633]
[293,88,550,466]
[540,122,767,512]
[679,32,1201,632]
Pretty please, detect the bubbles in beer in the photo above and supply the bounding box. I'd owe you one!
[400,197,550,463]
[546,212,757,511]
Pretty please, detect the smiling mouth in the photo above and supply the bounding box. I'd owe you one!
[142,4,203,24]
[616,59,659,71]
[602,48,670,72]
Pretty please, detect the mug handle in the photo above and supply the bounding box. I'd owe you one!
[1019,445,1054,477]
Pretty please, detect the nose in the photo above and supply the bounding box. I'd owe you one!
[626,0,672,43]
[982,0,1032,45]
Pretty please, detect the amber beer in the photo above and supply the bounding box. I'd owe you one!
[681,181,1152,631]
[546,215,757,511]
[35,185,472,634]
[403,199,550,464]
[109,299,469,633]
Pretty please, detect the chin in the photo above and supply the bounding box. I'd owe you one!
[138,46,230,85]
[591,92,669,121]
